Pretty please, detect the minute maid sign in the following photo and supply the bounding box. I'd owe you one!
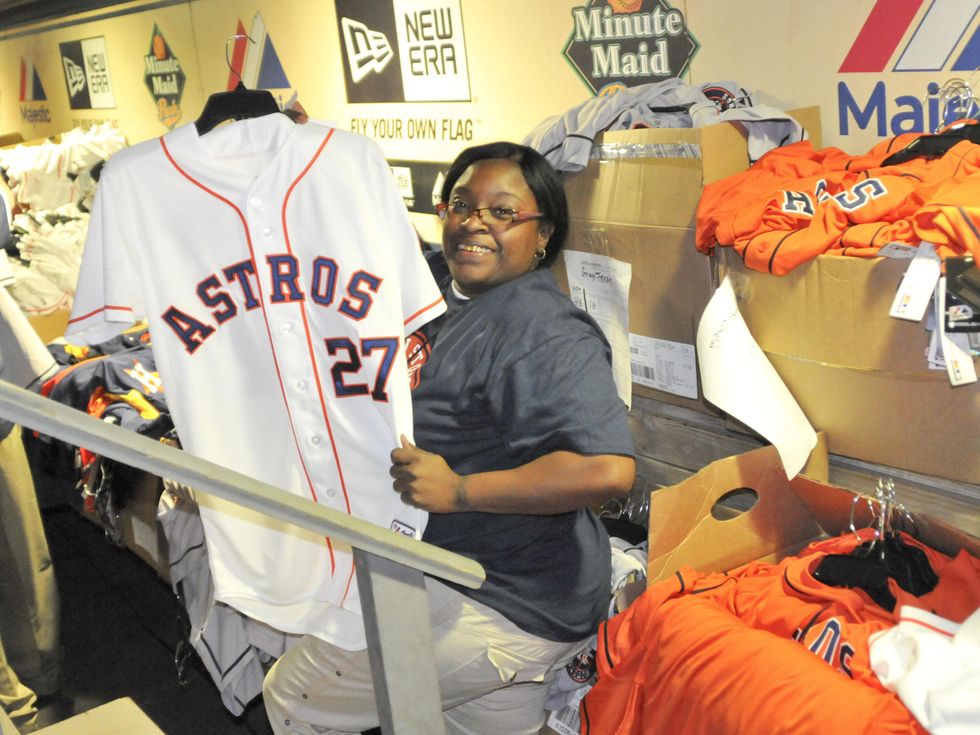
[563,0,699,95]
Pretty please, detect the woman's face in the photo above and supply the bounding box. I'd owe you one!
[441,158,551,298]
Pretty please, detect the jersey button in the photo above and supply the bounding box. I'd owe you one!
[281,323,293,333]
[310,435,322,446]
[296,379,308,390]
[250,196,262,207]
[262,227,273,237]
[326,489,336,498]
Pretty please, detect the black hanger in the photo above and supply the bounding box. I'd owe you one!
[195,33,287,135]
[812,481,938,611]
[881,122,980,166]
[194,81,282,135]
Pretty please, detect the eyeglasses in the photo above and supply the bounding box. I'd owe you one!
[435,198,545,225]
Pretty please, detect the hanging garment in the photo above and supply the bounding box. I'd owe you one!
[67,115,446,650]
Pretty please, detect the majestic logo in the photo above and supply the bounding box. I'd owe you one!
[227,11,297,109]
[19,58,51,125]
[341,17,394,82]
[837,0,980,137]
[20,59,47,101]
[563,0,699,95]
[143,24,186,129]
[59,36,115,109]
[839,0,978,74]
[335,0,471,103]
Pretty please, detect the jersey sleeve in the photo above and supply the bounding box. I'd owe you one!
[487,300,635,459]
[363,141,446,335]
[66,163,144,345]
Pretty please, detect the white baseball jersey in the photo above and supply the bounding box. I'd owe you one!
[67,114,446,650]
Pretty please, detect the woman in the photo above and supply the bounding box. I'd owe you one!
[263,142,635,735]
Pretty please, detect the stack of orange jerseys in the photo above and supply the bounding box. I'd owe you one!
[695,124,980,274]
[581,531,980,735]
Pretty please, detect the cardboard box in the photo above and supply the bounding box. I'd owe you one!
[562,106,822,230]
[117,470,170,582]
[35,697,165,734]
[718,249,980,485]
[555,107,822,413]
[647,443,980,585]
[27,309,70,344]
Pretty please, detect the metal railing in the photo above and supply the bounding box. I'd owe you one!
[0,380,484,734]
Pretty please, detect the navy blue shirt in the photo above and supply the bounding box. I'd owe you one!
[412,253,635,642]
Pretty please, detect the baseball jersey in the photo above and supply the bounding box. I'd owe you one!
[582,531,979,734]
[870,606,980,735]
[695,132,980,274]
[67,115,446,649]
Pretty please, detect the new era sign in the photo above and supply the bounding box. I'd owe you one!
[335,0,470,103]
[60,36,115,109]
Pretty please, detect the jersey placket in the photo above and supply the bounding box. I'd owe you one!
[244,187,345,514]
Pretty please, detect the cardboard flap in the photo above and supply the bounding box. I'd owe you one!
[647,444,824,583]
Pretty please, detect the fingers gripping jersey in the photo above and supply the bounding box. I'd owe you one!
[67,117,446,649]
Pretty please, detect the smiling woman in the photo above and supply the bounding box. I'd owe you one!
[262,142,637,735]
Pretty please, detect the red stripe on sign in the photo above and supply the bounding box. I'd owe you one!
[226,19,248,90]
[838,0,924,72]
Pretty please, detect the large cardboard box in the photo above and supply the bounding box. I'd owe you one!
[717,249,980,485]
[647,443,980,585]
[555,107,822,413]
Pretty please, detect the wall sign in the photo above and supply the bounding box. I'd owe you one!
[60,36,115,109]
[143,24,186,129]
[19,58,51,125]
[563,0,699,95]
[837,0,980,138]
[335,0,471,103]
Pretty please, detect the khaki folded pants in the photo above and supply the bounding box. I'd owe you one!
[263,578,584,735]
[0,425,61,730]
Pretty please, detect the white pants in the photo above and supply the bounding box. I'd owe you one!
[263,578,584,735]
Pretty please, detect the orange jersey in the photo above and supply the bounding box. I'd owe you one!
[696,130,980,274]
[581,531,980,735]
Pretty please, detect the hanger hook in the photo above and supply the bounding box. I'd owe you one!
[224,33,256,78]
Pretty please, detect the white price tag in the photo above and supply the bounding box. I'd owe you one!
[935,276,978,386]
[889,242,941,322]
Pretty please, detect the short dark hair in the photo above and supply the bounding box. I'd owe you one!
[439,142,568,268]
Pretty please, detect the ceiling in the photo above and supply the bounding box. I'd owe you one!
[0,0,128,32]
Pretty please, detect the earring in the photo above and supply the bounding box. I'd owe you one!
[534,248,546,261]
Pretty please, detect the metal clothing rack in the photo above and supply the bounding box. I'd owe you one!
[0,380,484,735]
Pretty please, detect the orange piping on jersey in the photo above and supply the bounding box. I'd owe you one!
[159,134,338,575]
[404,295,446,328]
[895,614,956,638]
[68,304,134,325]
[276,128,361,600]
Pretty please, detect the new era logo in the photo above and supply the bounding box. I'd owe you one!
[63,56,85,96]
[341,17,393,83]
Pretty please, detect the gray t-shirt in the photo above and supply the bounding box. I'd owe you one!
[412,253,635,642]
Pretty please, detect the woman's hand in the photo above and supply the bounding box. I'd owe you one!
[390,435,470,513]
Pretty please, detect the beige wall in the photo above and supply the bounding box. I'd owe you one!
[1,0,975,158]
